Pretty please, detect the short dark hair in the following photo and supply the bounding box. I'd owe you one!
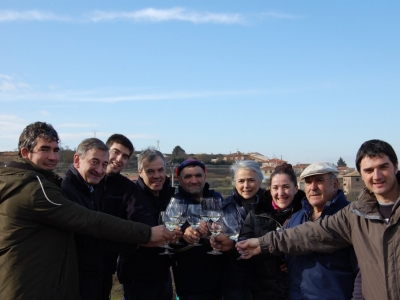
[18,121,60,157]
[106,134,134,158]
[270,163,297,187]
[355,139,398,172]
[76,138,108,159]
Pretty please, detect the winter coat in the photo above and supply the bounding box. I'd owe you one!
[258,189,370,299]
[219,188,264,300]
[62,166,139,299]
[99,172,138,276]
[239,189,304,300]
[0,158,151,300]
[117,176,175,283]
[171,183,225,297]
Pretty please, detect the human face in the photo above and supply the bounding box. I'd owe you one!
[304,173,338,210]
[74,149,109,185]
[107,142,131,175]
[235,168,261,200]
[360,154,399,203]
[178,166,206,199]
[271,174,298,210]
[21,137,60,171]
[139,156,166,196]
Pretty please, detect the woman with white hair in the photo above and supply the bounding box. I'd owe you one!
[220,160,265,300]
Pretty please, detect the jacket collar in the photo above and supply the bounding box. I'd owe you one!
[63,165,95,195]
[8,158,62,186]
[177,182,213,203]
[352,172,400,220]
[136,175,173,201]
[302,189,349,219]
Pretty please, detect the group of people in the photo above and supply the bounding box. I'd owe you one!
[0,121,400,300]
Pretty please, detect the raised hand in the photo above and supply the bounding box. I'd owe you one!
[210,233,234,252]
[143,225,175,247]
[235,238,261,259]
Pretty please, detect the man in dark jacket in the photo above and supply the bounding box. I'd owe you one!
[118,148,176,300]
[101,134,138,299]
[0,121,173,300]
[172,158,225,300]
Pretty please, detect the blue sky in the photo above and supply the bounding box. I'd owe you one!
[1,1,399,168]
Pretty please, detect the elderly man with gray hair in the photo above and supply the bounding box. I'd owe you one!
[214,162,361,300]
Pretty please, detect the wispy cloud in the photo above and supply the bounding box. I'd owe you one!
[86,7,244,24]
[0,8,297,25]
[0,88,266,103]
[0,74,30,92]
[0,10,70,22]
[0,115,26,134]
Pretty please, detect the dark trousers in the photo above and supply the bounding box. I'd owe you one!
[123,273,172,300]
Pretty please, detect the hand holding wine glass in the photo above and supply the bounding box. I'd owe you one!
[207,218,224,255]
[158,210,178,255]
[186,204,202,246]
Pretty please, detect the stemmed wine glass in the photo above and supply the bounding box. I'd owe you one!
[158,210,178,255]
[187,204,202,246]
[175,204,187,245]
[207,217,224,255]
[223,213,240,242]
[200,198,212,222]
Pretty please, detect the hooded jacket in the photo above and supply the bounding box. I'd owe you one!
[0,158,151,300]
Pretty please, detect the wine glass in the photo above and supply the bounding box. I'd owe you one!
[158,211,177,255]
[209,197,223,222]
[207,218,224,255]
[187,204,202,246]
[223,213,240,242]
[175,204,187,245]
[167,197,184,208]
[200,198,212,222]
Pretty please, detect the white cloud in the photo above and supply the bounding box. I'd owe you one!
[86,7,244,24]
[0,74,13,80]
[0,10,70,22]
[0,74,30,92]
[0,115,26,133]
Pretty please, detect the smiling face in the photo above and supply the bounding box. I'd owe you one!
[74,148,109,185]
[235,168,261,200]
[271,173,298,210]
[107,142,131,175]
[304,173,338,210]
[360,154,399,203]
[21,137,60,171]
[139,155,166,196]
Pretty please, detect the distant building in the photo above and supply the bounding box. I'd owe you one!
[342,171,365,200]
[223,151,269,163]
